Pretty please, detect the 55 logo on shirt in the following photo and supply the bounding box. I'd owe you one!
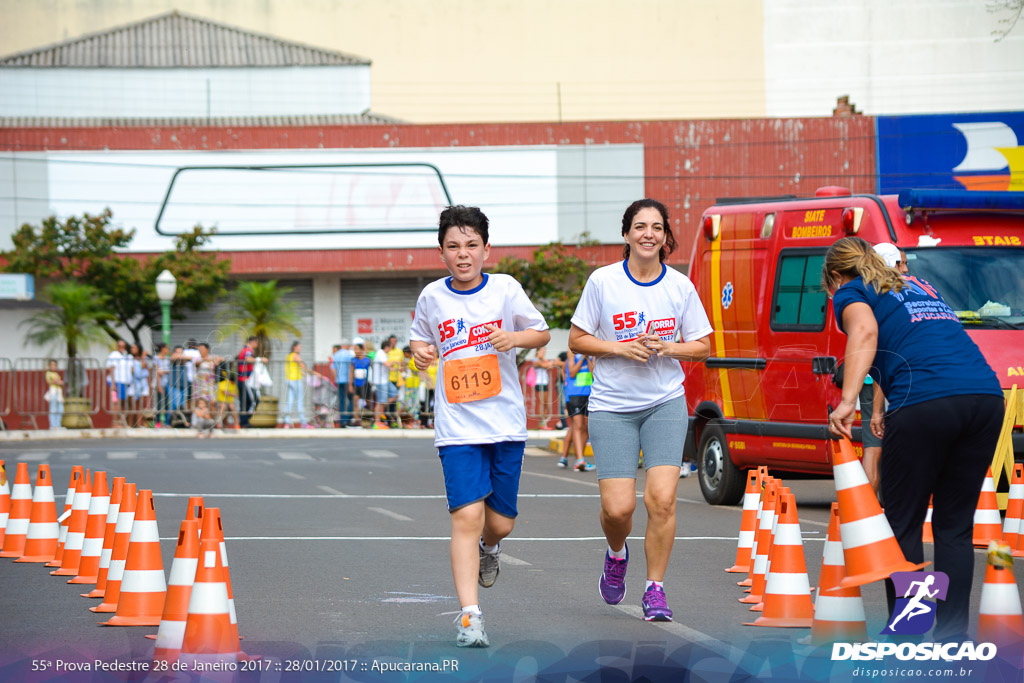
[438,318,466,343]
[612,311,646,331]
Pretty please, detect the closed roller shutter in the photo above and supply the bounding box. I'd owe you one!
[340,278,427,350]
[173,279,315,359]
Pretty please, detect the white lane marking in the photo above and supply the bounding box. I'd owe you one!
[367,507,414,522]
[283,472,305,480]
[524,470,600,488]
[194,451,225,460]
[61,452,90,460]
[363,449,399,459]
[317,485,345,495]
[165,535,772,542]
[524,447,551,456]
[107,451,138,460]
[278,452,314,460]
[19,452,50,461]
[499,554,531,566]
[613,605,743,661]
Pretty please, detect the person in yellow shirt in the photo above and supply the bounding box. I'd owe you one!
[402,345,421,427]
[215,367,239,429]
[280,340,311,428]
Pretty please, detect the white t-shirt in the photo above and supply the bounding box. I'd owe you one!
[571,261,713,413]
[181,348,201,382]
[106,350,133,384]
[371,351,390,386]
[410,273,548,447]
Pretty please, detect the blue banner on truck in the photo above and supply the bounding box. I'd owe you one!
[876,112,1024,194]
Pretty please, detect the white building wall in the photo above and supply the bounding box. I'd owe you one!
[0,66,371,118]
[764,0,1024,116]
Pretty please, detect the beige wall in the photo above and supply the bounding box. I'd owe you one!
[0,0,766,123]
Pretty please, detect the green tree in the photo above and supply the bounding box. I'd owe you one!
[218,280,302,358]
[492,238,595,329]
[3,210,231,347]
[19,281,113,397]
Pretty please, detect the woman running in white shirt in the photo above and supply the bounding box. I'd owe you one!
[569,198,712,622]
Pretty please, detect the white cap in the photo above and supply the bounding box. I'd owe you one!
[873,242,901,269]
[352,336,365,346]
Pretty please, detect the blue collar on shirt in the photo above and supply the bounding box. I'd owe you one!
[622,260,666,287]
[445,273,489,295]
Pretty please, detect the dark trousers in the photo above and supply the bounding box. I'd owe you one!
[880,393,1004,641]
[237,380,256,427]
[336,383,352,424]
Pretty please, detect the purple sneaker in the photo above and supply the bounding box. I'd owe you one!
[642,584,673,622]
[599,544,628,604]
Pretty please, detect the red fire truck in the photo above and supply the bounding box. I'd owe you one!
[683,187,1024,505]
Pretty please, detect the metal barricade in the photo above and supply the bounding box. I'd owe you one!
[13,357,101,430]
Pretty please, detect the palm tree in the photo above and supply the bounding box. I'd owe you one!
[218,280,302,358]
[20,281,112,397]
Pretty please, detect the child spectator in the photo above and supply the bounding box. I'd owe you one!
[191,398,216,438]
[215,364,239,429]
[410,205,550,648]
[44,359,64,430]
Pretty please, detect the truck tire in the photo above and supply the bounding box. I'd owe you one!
[697,420,745,506]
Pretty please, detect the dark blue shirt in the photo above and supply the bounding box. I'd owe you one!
[832,275,1001,410]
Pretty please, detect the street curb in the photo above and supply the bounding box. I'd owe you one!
[0,428,568,442]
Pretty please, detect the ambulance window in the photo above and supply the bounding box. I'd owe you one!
[772,252,827,330]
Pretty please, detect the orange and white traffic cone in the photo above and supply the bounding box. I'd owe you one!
[831,437,927,589]
[977,542,1024,658]
[922,497,934,544]
[739,472,771,588]
[179,509,239,667]
[48,465,84,568]
[751,484,792,614]
[0,460,10,548]
[152,518,202,663]
[185,496,205,523]
[52,468,91,576]
[1004,465,1024,551]
[203,507,246,647]
[102,488,166,626]
[0,462,32,558]
[726,469,763,573]
[14,464,60,563]
[69,471,109,584]
[745,490,814,627]
[804,503,868,644]
[92,482,136,614]
[973,467,1003,548]
[742,480,779,605]
[84,476,125,599]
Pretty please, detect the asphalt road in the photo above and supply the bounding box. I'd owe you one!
[0,435,1019,683]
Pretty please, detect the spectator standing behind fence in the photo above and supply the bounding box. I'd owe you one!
[182,339,201,408]
[191,398,216,438]
[153,343,171,428]
[106,339,132,427]
[45,359,64,430]
[127,344,150,428]
[532,347,554,429]
[332,339,355,428]
[195,343,220,409]
[388,335,406,426]
[280,340,312,429]
[169,345,191,426]
[371,338,396,429]
[215,365,239,429]
[350,338,371,427]
[236,336,259,427]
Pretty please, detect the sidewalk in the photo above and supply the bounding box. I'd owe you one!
[0,427,568,442]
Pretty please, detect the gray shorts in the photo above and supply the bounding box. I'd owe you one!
[859,382,881,449]
[588,395,687,480]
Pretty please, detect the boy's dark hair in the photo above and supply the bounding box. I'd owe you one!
[155,342,168,353]
[558,351,568,362]
[621,198,677,262]
[247,336,258,344]
[438,205,489,246]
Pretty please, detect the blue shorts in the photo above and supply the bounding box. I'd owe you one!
[115,382,128,402]
[375,382,398,403]
[437,441,525,518]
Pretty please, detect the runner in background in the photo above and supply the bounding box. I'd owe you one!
[410,205,549,648]
[569,198,712,623]
[558,351,596,472]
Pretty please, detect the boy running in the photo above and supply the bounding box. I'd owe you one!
[410,205,550,647]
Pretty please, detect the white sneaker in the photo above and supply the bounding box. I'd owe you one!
[679,461,691,478]
[454,611,489,647]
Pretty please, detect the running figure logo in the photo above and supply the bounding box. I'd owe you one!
[881,571,949,635]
